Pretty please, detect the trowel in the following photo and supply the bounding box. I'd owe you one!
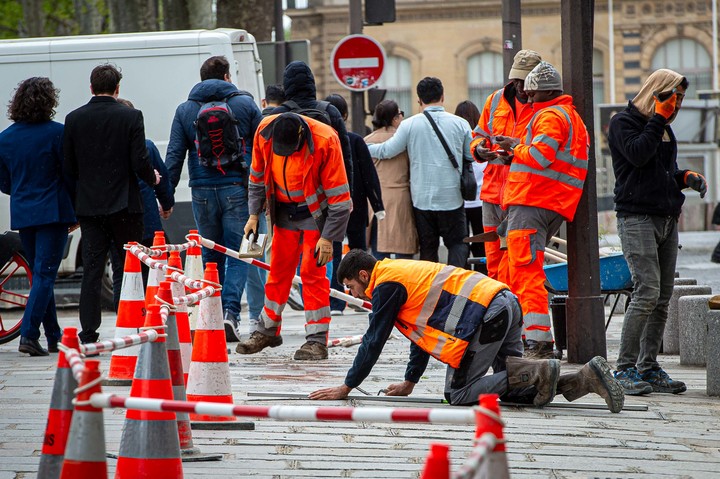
[238,232,267,258]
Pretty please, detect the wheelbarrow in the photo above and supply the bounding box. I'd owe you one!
[544,252,633,334]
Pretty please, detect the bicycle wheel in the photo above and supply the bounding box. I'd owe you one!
[0,251,32,345]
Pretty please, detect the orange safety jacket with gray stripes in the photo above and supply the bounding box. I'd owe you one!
[502,94,589,221]
[248,114,352,241]
[366,259,508,369]
[469,84,534,205]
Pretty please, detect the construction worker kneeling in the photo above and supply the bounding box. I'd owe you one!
[310,250,624,413]
[236,112,351,361]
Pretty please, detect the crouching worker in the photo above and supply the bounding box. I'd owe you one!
[237,112,351,360]
[309,250,624,412]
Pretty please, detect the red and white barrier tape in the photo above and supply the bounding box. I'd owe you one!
[57,344,86,382]
[76,329,160,356]
[89,394,476,424]
[452,432,499,479]
[328,335,364,348]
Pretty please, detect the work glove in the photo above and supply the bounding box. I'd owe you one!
[314,237,333,267]
[375,210,386,221]
[653,90,677,120]
[685,171,707,198]
[244,214,259,239]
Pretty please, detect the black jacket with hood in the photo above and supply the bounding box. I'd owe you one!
[272,61,353,190]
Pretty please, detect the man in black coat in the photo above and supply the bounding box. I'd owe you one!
[63,63,157,344]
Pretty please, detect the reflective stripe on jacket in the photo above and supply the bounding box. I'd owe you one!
[469,85,534,205]
[503,95,589,221]
[249,114,352,241]
[366,259,508,369]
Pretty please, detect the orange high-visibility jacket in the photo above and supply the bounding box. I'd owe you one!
[470,85,535,205]
[249,114,351,241]
[503,94,589,221]
[366,259,508,369]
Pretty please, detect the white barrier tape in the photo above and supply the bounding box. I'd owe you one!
[452,433,498,479]
[58,344,86,383]
[78,329,160,355]
[328,335,364,348]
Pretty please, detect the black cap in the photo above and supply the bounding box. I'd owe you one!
[272,113,304,156]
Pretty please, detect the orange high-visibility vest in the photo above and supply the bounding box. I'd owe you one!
[502,95,589,221]
[470,86,534,205]
[367,259,508,369]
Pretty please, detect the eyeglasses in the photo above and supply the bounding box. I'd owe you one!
[396,111,404,117]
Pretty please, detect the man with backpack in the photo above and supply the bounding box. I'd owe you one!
[166,55,263,342]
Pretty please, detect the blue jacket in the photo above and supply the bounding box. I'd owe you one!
[140,139,174,240]
[0,121,76,230]
[165,79,262,190]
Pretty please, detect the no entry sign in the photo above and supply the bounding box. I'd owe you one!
[330,34,386,91]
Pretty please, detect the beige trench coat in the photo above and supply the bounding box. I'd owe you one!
[364,127,418,255]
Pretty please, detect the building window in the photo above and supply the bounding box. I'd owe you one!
[593,48,605,106]
[467,52,504,107]
[376,55,412,117]
[651,38,712,98]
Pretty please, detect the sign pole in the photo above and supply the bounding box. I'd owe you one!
[349,0,365,134]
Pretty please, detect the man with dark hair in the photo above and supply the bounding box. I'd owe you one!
[310,249,624,413]
[165,55,263,342]
[63,63,157,344]
[367,77,471,268]
[261,84,285,116]
[236,112,351,360]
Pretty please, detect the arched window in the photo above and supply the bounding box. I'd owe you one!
[376,55,412,117]
[651,38,711,98]
[593,48,605,105]
[467,52,504,107]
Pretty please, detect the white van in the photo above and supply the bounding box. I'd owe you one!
[0,28,265,305]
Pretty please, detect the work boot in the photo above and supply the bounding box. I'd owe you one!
[523,340,563,360]
[235,331,282,354]
[557,356,625,413]
[293,341,329,361]
[505,356,560,407]
[641,368,687,394]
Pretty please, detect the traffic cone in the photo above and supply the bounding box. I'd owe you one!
[419,443,450,479]
[185,262,236,423]
[184,229,203,340]
[156,282,222,462]
[475,393,510,479]
[167,251,192,385]
[145,231,167,310]
[115,303,183,478]
[59,359,107,479]
[38,328,80,479]
[107,242,145,386]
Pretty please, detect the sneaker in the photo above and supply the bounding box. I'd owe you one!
[235,331,282,354]
[613,367,653,395]
[223,311,242,343]
[330,309,344,316]
[641,368,687,394]
[523,340,563,360]
[293,341,329,360]
[248,318,260,334]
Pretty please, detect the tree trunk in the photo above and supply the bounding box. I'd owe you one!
[216,0,272,41]
[73,0,105,34]
[162,0,190,30]
[20,0,44,37]
[187,0,213,29]
[107,0,159,33]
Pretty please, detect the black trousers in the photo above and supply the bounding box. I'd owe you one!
[78,210,143,343]
[465,206,487,273]
[413,206,469,268]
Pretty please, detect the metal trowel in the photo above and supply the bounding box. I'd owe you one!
[239,232,267,258]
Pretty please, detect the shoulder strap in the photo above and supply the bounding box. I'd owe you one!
[282,100,301,111]
[315,100,330,112]
[423,110,458,168]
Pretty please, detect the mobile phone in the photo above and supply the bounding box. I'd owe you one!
[654,88,677,102]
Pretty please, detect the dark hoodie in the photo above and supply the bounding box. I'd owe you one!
[271,61,353,189]
[165,79,262,189]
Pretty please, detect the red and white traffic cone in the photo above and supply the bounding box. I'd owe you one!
[475,393,510,479]
[167,251,192,385]
[184,229,203,340]
[38,327,80,479]
[107,242,145,385]
[419,443,450,479]
[145,231,167,310]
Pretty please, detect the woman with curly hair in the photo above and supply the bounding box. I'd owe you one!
[0,77,76,356]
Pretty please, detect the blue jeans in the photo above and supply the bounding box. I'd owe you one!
[19,224,68,342]
[616,214,678,372]
[191,184,249,316]
[246,213,267,320]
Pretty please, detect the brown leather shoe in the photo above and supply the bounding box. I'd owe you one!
[235,331,282,354]
[293,341,328,360]
[709,295,720,310]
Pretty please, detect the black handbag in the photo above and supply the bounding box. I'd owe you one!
[423,111,477,201]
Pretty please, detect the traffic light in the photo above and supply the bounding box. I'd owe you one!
[365,0,396,25]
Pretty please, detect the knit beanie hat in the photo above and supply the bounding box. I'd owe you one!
[508,50,542,80]
[524,61,563,92]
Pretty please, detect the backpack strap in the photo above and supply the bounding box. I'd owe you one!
[315,100,330,113]
[282,100,301,111]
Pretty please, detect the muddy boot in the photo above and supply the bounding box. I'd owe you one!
[235,331,283,354]
[523,340,563,360]
[557,356,624,413]
[506,356,560,407]
[293,341,329,360]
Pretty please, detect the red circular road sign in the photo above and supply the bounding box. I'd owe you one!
[330,34,386,92]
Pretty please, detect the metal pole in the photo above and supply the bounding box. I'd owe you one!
[274,0,286,85]
[502,0,522,79]
[349,0,366,134]
[608,0,616,103]
[561,0,607,363]
[713,0,718,91]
